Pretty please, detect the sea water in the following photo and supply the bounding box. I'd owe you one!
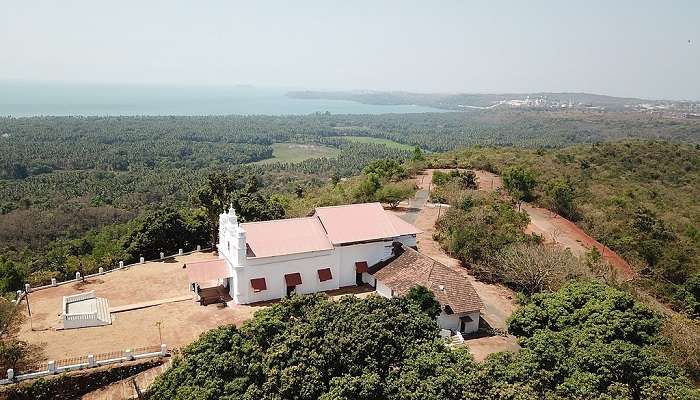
[0,82,443,117]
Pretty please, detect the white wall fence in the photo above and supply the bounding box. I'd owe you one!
[64,291,96,304]
[13,246,211,304]
[0,345,169,385]
[64,313,97,322]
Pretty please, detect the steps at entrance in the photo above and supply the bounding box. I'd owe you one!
[96,297,112,325]
[449,332,465,346]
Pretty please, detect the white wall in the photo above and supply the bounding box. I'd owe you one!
[336,241,393,287]
[232,250,337,304]
[436,311,480,334]
[375,280,393,298]
[227,229,413,304]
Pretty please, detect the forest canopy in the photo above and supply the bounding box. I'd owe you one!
[429,141,700,318]
[147,282,699,400]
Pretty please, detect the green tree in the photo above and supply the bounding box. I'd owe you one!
[148,294,444,400]
[436,193,532,265]
[147,282,700,400]
[405,286,441,319]
[193,172,239,251]
[546,178,576,219]
[431,171,450,186]
[122,207,207,261]
[0,258,25,294]
[502,166,537,203]
[363,159,407,181]
[354,172,381,202]
[374,182,417,209]
[631,207,674,268]
[330,172,341,186]
[506,281,697,398]
[455,170,478,190]
[295,185,305,198]
[230,183,285,223]
[411,146,425,161]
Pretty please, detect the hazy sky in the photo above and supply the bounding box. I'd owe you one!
[2,0,698,100]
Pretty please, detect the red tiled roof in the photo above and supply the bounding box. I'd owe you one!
[241,217,333,258]
[373,247,484,314]
[315,203,420,244]
[185,259,231,283]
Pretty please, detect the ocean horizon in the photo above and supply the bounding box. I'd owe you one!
[0,82,444,117]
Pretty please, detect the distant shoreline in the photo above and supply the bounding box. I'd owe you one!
[0,83,445,117]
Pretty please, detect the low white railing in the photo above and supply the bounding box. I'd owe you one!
[0,344,169,385]
[65,291,96,303]
[64,312,98,321]
[13,246,211,304]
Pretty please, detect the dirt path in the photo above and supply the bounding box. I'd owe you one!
[467,169,634,282]
[394,170,520,361]
[523,204,635,281]
[397,168,638,359]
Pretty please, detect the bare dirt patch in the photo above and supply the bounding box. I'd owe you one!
[524,204,635,281]
[426,168,634,282]
[16,253,258,360]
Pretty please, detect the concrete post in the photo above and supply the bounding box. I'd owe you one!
[76,272,81,280]
[7,369,13,380]
[51,278,57,286]
[124,349,133,361]
[160,344,167,356]
[160,252,165,259]
[24,283,30,293]
[98,267,104,275]
[47,361,56,373]
[178,248,183,255]
[197,245,201,251]
[139,257,145,264]
[87,354,96,367]
[119,261,124,269]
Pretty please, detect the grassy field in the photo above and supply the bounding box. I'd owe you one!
[252,142,340,164]
[337,136,416,151]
